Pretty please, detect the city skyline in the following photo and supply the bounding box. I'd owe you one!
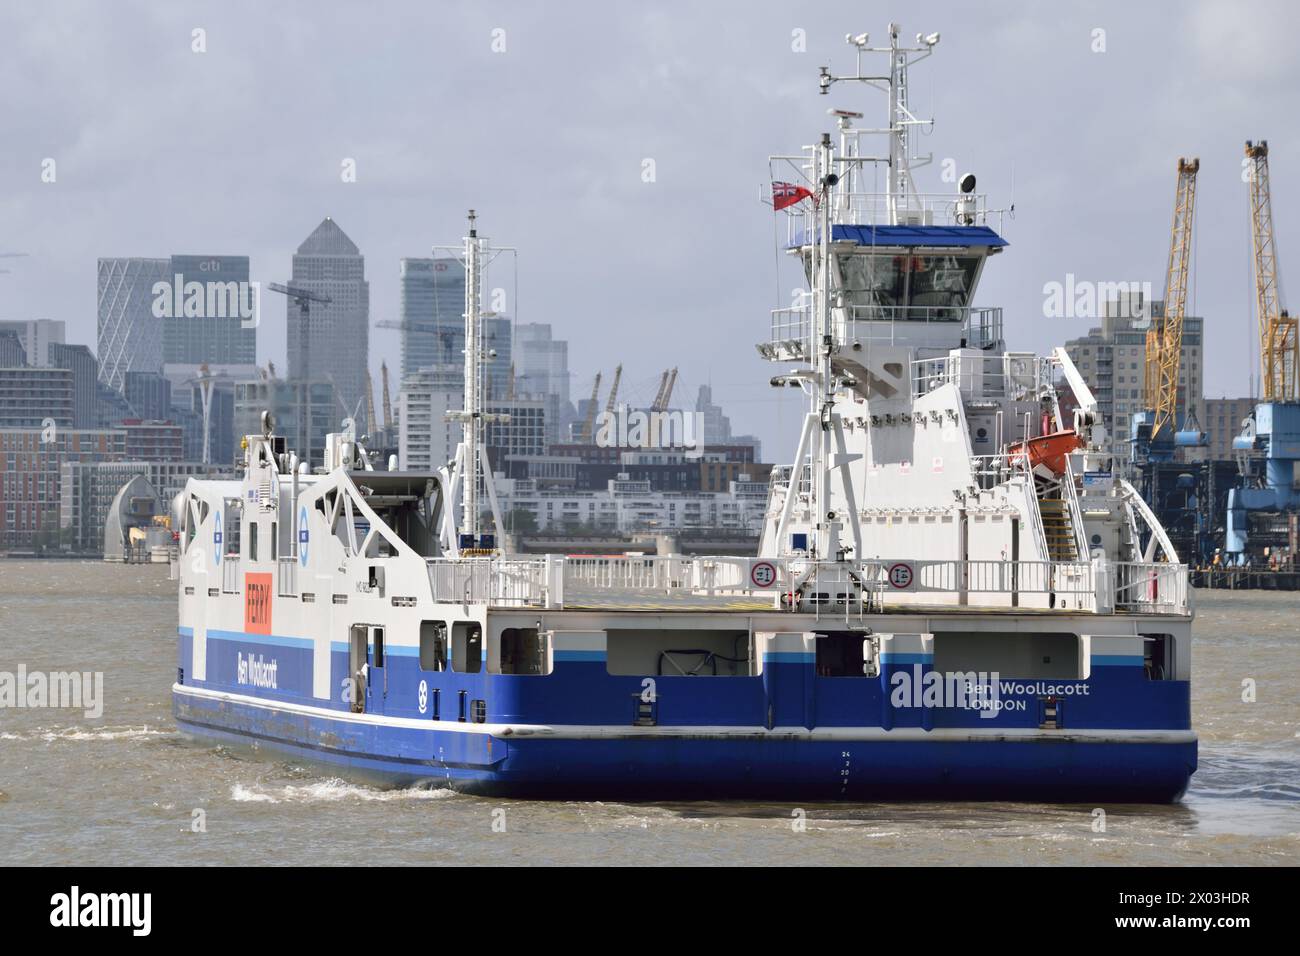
[5,2,1298,458]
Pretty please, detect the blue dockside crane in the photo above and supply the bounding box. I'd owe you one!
[1225,141,1300,564]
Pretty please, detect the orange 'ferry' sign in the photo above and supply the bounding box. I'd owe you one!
[244,573,273,635]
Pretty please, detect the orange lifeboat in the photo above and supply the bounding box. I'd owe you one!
[1007,429,1084,477]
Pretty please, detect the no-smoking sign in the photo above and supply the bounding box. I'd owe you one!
[750,560,778,589]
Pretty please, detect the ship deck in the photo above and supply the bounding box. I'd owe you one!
[338,554,1195,618]
[536,586,1189,617]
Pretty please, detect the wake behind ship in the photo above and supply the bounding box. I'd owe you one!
[171,25,1197,802]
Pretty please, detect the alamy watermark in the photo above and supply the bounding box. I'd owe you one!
[594,406,704,459]
[152,275,259,328]
[1041,274,1152,321]
[890,665,1003,719]
[0,665,103,718]
[50,886,150,936]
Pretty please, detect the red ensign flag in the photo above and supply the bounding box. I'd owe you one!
[771,181,814,210]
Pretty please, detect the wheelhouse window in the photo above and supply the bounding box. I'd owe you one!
[824,250,981,319]
[907,254,979,312]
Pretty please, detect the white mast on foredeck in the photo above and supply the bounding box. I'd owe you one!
[442,209,511,555]
[461,209,484,536]
[770,132,865,564]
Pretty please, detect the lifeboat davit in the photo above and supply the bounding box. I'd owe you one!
[1007,429,1084,477]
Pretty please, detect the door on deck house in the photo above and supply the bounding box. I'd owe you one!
[348,624,368,714]
[365,625,387,715]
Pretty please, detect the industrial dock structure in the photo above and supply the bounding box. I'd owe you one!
[1060,142,1300,586]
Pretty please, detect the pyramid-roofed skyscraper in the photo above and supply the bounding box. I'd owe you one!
[287,217,370,431]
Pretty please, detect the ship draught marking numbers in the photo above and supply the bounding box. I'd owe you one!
[750,561,778,589]
[887,562,914,589]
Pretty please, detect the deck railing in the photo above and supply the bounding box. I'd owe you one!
[427,556,565,608]
[766,305,1003,359]
[782,191,994,247]
[1110,561,1192,615]
[1060,457,1090,562]
[911,350,1048,400]
[421,553,1190,616]
[564,555,696,591]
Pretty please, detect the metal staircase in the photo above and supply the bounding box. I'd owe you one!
[1035,476,1079,562]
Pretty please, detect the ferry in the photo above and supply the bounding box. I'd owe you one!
[172,26,1196,801]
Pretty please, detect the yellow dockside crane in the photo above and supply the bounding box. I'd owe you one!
[1245,140,1297,402]
[579,372,602,443]
[1140,157,1199,449]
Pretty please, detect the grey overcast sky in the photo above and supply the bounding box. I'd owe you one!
[2,0,1297,456]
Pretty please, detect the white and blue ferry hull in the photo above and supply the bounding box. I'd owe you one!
[173,626,1197,803]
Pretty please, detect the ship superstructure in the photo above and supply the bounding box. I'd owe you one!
[172,26,1195,801]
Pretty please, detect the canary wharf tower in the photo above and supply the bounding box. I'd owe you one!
[286,217,370,431]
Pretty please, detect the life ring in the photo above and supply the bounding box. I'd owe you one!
[780,588,804,611]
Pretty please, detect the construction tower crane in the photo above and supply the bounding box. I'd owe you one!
[580,372,602,443]
[1246,141,1297,401]
[380,361,393,433]
[376,317,509,369]
[267,282,332,383]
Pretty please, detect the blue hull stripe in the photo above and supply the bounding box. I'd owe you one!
[171,684,1197,802]
[209,629,314,650]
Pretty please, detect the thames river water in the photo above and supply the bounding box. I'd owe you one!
[1,561,1296,865]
